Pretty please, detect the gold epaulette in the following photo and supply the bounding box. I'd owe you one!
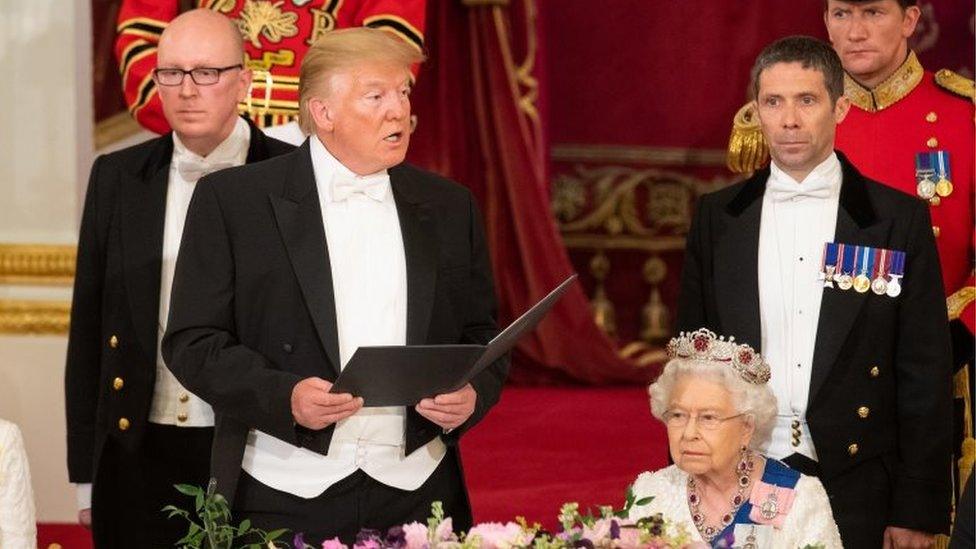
[727,101,769,174]
[935,69,975,102]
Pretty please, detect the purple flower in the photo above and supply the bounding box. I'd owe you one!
[609,520,620,540]
[385,525,407,548]
[294,533,307,549]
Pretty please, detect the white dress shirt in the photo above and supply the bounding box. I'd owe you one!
[76,118,251,510]
[150,116,250,426]
[241,135,446,498]
[757,153,841,461]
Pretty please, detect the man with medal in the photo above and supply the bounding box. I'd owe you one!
[824,3,976,523]
[680,36,952,548]
[728,2,975,509]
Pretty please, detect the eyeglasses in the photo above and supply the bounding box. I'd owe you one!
[662,410,747,430]
[153,64,243,86]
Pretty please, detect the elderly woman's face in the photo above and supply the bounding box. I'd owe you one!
[666,375,753,478]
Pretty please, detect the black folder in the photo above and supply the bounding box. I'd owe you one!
[330,274,578,406]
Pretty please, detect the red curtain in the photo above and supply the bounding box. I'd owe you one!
[407,0,651,385]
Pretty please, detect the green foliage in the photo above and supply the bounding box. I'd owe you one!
[164,479,292,548]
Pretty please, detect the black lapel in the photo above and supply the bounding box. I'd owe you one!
[121,135,173,363]
[268,141,341,377]
[808,153,892,403]
[390,166,438,345]
[713,169,767,350]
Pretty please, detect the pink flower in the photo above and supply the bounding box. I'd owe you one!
[615,525,643,548]
[321,537,348,549]
[580,518,613,541]
[465,522,528,549]
[435,517,456,542]
[401,522,429,549]
[683,542,710,549]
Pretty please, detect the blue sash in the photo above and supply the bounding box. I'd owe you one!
[710,459,801,548]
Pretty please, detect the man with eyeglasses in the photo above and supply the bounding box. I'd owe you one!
[65,9,293,547]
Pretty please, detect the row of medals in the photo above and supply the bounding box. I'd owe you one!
[917,176,952,200]
[820,265,901,297]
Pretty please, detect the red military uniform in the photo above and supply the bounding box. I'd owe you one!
[835,52,975,334]
[116,0,426,134]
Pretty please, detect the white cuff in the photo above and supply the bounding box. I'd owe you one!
[75,483,92,510]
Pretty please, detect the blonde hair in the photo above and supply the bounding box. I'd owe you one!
[648,358,778,449]
[298,27,426,134]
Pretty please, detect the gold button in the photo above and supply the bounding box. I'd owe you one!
[848,443,859,456]
[177,412,188,423]
[857,406,870,418]
[933,226,941,238]
[927,137,939,148]
[179,393,189,403]
[49,544,64,549]
[109,335,119,349]
[118,417,130,431]
[870,366,880,378]
[112,377,124,391]
[926,111,937,123]
[929,196,941,206]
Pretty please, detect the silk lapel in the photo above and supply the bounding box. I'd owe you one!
[390,166,438,346]
[714,171,767,350]
[808,155,892,404]
[268,141,341,377]
[120,136,172,363]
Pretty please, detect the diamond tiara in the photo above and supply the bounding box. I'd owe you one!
[666,328,771,385]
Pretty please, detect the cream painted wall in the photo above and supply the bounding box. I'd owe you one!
[0,0,93,524]
[0,337,73,522]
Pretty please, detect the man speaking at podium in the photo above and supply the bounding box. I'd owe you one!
[162,27,508,544]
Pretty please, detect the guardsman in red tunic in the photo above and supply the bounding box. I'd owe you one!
[728,1,975,534]
[116,0,426,134]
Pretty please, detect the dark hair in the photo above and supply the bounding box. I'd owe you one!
[750,35,845,104]
[823,0,916,9]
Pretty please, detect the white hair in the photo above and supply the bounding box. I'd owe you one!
[648,358,778,449]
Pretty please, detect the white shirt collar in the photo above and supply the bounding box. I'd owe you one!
[769,151,841,188]
[309,135,390,203]
[172,116,250,166]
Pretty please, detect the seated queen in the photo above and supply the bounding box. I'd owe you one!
[628,329,842,548]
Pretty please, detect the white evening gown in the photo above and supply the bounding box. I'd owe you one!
[0,419,36,549]
[628,464,843,548]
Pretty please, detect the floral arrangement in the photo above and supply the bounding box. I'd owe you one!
[167,482,700,549]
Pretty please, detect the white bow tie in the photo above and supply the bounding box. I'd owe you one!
[331,174,390,202]
[177,157,237,182]
[766,176,833,202]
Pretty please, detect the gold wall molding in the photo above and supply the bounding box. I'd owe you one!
[552,143,729,168]
[95,111,144,150]
[0,300,70,335]
[0,244,76,286]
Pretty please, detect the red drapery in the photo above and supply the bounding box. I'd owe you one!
[407,0,651,385]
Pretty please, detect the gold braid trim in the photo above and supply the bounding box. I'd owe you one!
[947,286,976,321]
[935,69,975,102]
[955,365,974,497]
[726,101,768,174]
[844,51,923,112]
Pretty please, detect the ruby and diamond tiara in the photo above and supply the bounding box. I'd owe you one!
[666,328,771,385]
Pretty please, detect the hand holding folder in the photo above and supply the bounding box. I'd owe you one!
[330,274,578,406]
